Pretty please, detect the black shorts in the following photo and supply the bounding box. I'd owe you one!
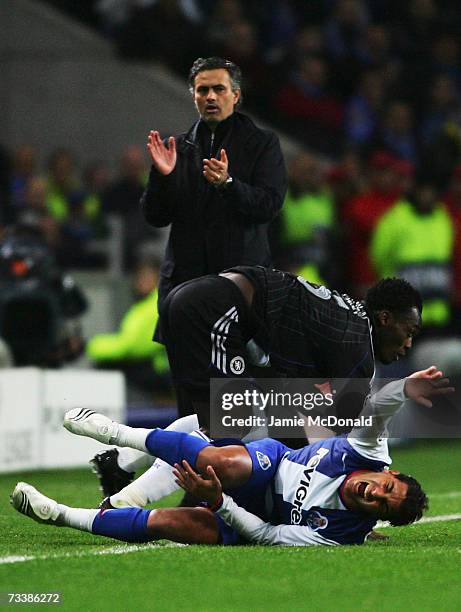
[160,275,253,420]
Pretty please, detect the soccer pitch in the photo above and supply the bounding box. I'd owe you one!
[1,440,460,611]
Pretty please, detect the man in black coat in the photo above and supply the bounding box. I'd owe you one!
[140,56,288,309]
[89,58,287,497]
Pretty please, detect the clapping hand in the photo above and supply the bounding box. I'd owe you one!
[147,130,176,175]
[203,148,229,187]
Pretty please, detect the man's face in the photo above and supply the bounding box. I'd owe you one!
[342,470,408,519]
[193,69,240,127]
[374,307,421,364]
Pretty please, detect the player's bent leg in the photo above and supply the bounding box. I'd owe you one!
[106,444,254,509]
[64,409,253,493]
[195,445,253,489]
[147,507,219,544]
[63,409,200,456]
[89,415,200,501]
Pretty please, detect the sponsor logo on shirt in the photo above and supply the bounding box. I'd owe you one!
[291,448,329,524]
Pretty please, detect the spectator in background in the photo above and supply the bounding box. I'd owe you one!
[421,75,460,148]
[271,151,335,285]
[324,0,370,97]
[420,74,461,186]
[328,150,365,217]
[210,19,272,113]
[86,259,170,397]
[141,56,287,314]
[281,25,326,67]
[443,162,461,328]
[430,33,461,91]
[103,145,159,269]
[204,0,244,49]
[103,146,146,217]
[16,177,61,253]
[82,161,111,239]
[45,148,82,222]
[115,0,203,72]
[8,146,37,219]
[342,150,401,297]
[255,0,300,65]
[393,158,415,197]
[58,191,104,269]
[374,101,418,164]
[371,176,454,330]
[344,69,386,150]
[274,55,344,155]
[324,0,369,64]
[394,0,439,64]
[357,24,395,72]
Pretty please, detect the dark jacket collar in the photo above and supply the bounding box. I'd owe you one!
[185,111,255,147]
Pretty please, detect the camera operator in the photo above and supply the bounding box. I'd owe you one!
[0,223,87,367]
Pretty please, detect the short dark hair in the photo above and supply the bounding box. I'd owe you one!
[365,277,423,317]
[188,57,242,105]
[388,473,429,527]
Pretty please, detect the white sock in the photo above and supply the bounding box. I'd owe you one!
[117,448,154,473]
[110,458,178,508]
[114,415,200,471]
[59,505,98,532]
[112,425,152,452]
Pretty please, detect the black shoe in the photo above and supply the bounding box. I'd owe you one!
[98,496,115,510]
[90,448,134,497]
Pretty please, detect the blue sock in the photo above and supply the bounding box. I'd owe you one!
[145,429,210,470]
[92,508,152,543]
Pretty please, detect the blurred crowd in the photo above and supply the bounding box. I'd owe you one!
[2,0,461,339]
[46,0,461,172]
[0,144,164,271]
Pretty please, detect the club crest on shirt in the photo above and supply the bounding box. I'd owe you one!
[230,355,245,375]
[256,451,271,470]
[305,510,328,531]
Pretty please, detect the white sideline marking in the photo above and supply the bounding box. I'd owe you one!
[377,513,461,529]
[0,542,186,565]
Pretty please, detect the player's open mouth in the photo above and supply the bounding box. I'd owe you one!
[356,481,368,498]
[206,105,219,112]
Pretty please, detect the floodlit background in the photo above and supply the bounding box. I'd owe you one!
[1,1,461,607]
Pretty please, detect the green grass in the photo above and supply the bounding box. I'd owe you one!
[1,440,460,611]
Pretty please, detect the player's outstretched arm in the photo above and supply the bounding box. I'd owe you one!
[348,366,454,454]
[405,366,454,407]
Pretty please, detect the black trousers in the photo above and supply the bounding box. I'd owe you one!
[160,274,253,427]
